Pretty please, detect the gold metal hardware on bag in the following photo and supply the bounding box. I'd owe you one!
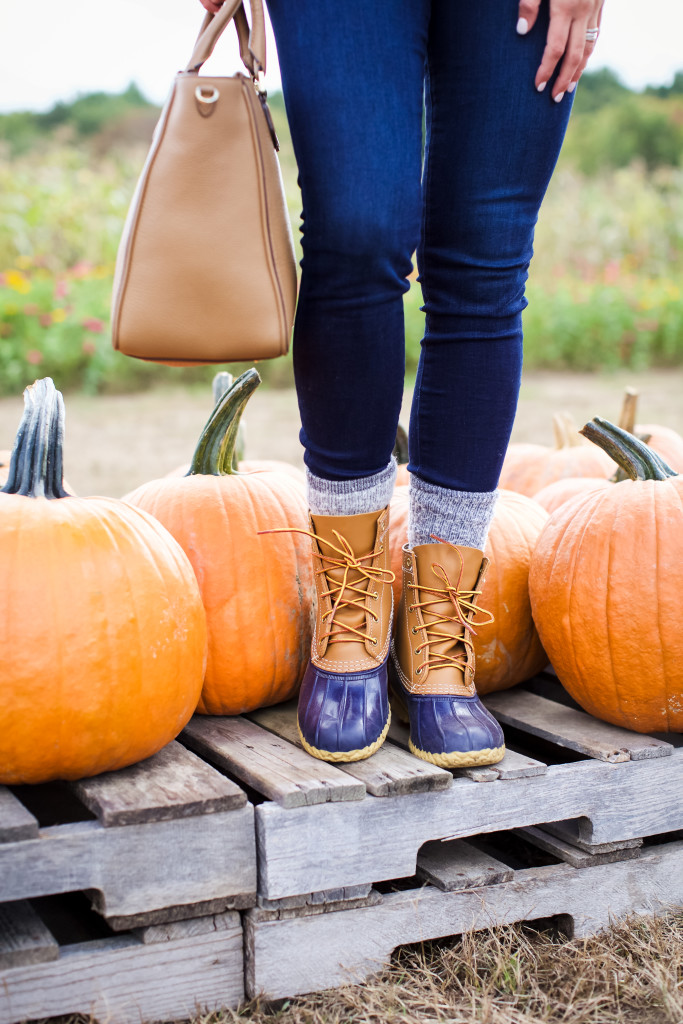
[195,84,220,116]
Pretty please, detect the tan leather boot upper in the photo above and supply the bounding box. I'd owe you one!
[310,507,394,673]
[393,542,491,696]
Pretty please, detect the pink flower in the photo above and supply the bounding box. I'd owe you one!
[23,304,39,316]
[82,340,97,356]
[82,317,104,333]
[39,314,52,327]
[70,261,93,279]
[604,261,620,285]
[55,280,70,299]
[26,350,43,365]
[0,274,6,287]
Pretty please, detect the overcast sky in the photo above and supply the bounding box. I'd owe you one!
[1,0,682,113]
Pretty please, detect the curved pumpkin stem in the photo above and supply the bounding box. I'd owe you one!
[1,378,69,499]
[580,417,678,482]
[618,387,638,434]
[189,367,261,476]
[552,412,584,449]
[211,372,245,469]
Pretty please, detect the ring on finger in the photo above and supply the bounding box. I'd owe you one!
[585,27,599,41]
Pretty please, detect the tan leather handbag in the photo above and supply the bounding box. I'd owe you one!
[111,0,297,365]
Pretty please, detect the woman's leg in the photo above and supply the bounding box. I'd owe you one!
[266,0,430,762]
[267,0,429,495]
[389,0,575,769]
[408,0,574,547]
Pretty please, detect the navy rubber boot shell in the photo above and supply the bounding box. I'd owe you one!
[297,657,391,762]
[389,654,504,768]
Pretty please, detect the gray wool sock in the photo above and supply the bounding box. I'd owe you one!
[408,476,499,551]
[307,458,397,516]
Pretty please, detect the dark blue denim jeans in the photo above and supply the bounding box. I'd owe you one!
[267,0,573,491]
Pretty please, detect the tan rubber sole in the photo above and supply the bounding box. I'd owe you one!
[298,710,391,763]
[408,738,506,768]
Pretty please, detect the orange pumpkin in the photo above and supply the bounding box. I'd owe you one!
[0,379,207,784]
[395,464,410,487]
[389,487,548,693]
[533,476,611,515]
[529,417,683,733]
[499,414,613,496]
[125,369,315,716]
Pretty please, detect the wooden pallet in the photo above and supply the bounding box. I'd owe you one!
[180,674,682,901]
[0,741,256,929]
[245,835,683,1000]
[0,898,243,1024]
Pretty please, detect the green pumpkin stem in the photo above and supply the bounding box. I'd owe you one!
[580,416,678,482]
[1,378,69,499]
[189,367,261,476]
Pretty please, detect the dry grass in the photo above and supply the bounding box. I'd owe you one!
[208,912,683,1024]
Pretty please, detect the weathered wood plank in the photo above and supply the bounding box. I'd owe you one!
[182,716,364,807]
[256,749,683,899]
[493,748,547,780]
[0,788,39,844]
[249,702,452,796]
[0,805,256,927]
[0,912,243,1024]
[483,690,673,762]
[516,826,643,869]
[72,741,246,826]
[417,839,514,891]
[255,885,383,921]
[248,700,300,744]
[0,902,58,969]
[257,883,374,912]
[542,819,643,854]
[246,840,683,1000]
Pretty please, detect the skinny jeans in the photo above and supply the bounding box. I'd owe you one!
[266,0,574,491]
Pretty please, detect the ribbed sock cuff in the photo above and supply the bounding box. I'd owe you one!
[306,458,397,516]
[408,476,498,551]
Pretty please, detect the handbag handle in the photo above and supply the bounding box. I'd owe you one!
[185,0,266,78]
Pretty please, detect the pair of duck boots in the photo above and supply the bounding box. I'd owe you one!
[296,505,505,767]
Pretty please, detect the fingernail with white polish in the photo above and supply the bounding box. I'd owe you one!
[567,81,578,93]
[516,17,529,34]
[536,81,547,93]
[554,92,565,103]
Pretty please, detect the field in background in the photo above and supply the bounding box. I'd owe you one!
[1,72,683,396]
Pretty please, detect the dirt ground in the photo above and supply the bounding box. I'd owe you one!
[0,369,681,497]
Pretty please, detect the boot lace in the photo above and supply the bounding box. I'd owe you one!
[259,527,395,645]
[409,536,494,674]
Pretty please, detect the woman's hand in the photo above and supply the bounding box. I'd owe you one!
[517,0,605,101]
[199,0,223,12]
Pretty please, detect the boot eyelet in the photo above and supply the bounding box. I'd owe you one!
[372,638,378,646]
[411,627,417,634]
[416,667,422,675]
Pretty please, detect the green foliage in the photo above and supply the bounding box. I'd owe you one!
[645,70,683,99]
[1,77,683,394]
[561,95,683,173]
[0,84,158,155]
[404,163,683,374]
[571,68,631,114]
